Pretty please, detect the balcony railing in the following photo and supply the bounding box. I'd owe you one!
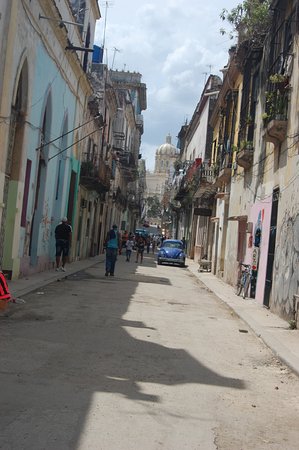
[213,150,232,185]
[194,162,217,201]
[236,143,254,170]
[80,156,111,192]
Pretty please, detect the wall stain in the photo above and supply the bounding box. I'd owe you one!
[273,212,299,318]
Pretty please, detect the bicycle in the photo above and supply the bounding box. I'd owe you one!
[236,263,251,299]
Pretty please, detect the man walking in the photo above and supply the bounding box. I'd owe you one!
[104,224,121,276]
[55,217,72,272]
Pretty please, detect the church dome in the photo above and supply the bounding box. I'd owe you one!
[156,134,178,156]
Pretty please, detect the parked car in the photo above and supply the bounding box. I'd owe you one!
[157,239,186,267]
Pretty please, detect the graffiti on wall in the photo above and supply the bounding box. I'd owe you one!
[273,212,299,318]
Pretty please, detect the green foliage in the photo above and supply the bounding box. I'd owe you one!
[146,195,162,219]
[264,90,288,123]
[269,73,289,84]
[220,0,271,46]
[240,140,253,150]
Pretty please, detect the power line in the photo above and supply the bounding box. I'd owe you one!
[36,115,102,151]
[48,126,104,161]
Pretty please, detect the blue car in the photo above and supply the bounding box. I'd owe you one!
[157,239,186,267]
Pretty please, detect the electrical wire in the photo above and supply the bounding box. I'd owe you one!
[48,126,104,161]
[36,115,102,150]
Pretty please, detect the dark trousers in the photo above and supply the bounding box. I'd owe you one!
[106,248,118,274]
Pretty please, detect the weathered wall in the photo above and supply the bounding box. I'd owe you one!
[272,187,299,319]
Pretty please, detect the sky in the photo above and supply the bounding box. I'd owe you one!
[94,0,239,171]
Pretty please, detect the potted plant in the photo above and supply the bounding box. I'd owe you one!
[269,73,290,93]
[262,112,270,126]
[265,90,288,123]
[240,140,253,151]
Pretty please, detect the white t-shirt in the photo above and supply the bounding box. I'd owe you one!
[126,239,134,251]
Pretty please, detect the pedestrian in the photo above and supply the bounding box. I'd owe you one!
[181,236,187,250]
[104,224,121,276]
[125,234,134,262]
[152,236,156,254]
[120,230,128,255]
[55,217,72,272]
[146,235,151,254]
[135,235,145,264]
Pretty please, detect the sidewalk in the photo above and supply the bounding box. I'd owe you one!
[1,254,298,377]
[4,255,105,300]
[187,259,299,377]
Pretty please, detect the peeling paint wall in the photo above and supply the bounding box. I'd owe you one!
[272,208,299,319]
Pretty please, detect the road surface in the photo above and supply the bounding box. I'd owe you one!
[1,252,299,449]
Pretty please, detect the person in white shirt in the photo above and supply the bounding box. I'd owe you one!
[125,235,134,262]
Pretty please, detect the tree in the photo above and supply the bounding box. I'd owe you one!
[146,196,162,219]
[220,0,272,47]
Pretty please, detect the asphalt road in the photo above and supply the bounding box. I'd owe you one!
[1,252,299,449]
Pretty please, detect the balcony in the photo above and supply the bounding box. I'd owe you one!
[194,163,217,201]
[119,153,138,181]
[218,167,231,184]
[264,119,288,147]
[263,85,289,147]
[80,158,111,193]
[213,153,232,185]
[236,143,254,170]
[173,177,190,202]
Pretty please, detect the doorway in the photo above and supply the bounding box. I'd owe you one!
[264,188,279,307]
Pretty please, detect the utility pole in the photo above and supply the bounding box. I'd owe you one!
[100,1,114,64]
[111,47,120,70]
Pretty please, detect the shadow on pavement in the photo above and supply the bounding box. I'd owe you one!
[0,253,245,448]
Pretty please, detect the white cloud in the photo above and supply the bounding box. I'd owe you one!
[95,0,238,170]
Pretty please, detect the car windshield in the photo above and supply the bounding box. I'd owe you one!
[163,241,183,249]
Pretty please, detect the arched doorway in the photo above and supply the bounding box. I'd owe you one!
[29,94,52,266]
[1,60,28,278]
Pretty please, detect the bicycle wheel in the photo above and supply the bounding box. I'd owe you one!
[243,275,250,299]
[236,281,243,296]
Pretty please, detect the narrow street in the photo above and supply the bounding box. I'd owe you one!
[1,252,299,450]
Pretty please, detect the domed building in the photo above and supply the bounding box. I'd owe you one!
[145,134,179,203]
[154,134,179,174]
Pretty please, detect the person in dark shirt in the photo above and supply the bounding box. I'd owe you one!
[55,217,72,272]
[104,224,121,276]
[135,235,145,264]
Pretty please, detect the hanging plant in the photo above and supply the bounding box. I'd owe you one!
[269,73,289,84]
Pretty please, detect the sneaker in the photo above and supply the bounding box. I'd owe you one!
[110,272,114,276]
[105,272,108,277]
[56,268,60,272]
[61,267,66,272]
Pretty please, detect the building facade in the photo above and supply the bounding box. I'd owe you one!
[170,0,299,323]
[0,1,146,279]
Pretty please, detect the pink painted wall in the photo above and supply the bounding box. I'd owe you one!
[247,199,272,305]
